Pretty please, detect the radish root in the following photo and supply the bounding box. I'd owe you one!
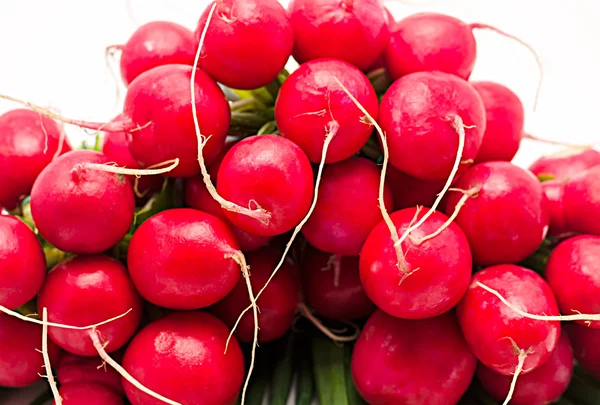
[503,347,528,405]
[80,158,179,177]
[297,302,360,343]
[105,45,124,110]
[321,255,341,288]
[523,132,593,148]
[41,308,61,405]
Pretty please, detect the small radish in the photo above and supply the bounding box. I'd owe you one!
[352,310,476,404]
[58,353,124,394]
[0,314,62,387]
[0,215,46,309]
[457,264,560,375]
[288,0,390,71]
[275,58,379,163]
[386,166,446,210]
[563,165,600,235]
[302,247,375,321]
[55,383,124,405]
[30,150,135,254]
[216,135,314,236]
[122,311,244,405]
[472,81,525,163]
[443,161,549,266]
[212,246,300,343]
[0,109,70,210]
[565,323,600,380]
[360,207,472,319]
[37,255,143,356]
[545,235,600,328]
[477,332,573,405]
[541,180,569,237]
[364,7,396,72]
[196,0,293,89]
[302,157,394,256]
[529,147,600,181]
[378,71,486,181]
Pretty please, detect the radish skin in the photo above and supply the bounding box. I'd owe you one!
[566,323,600,380]
[529,147,600,181]
[54,383,125,405]
[563,165,600,236]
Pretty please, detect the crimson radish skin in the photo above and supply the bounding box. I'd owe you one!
[443,162,549,266]
[352,311,476,405]
[386,166,446,210]
[37,255,143,356]
[0,109,70,210]
[122,311,244,405]
[127,208,242,309]
[30,150,135,255]
[196,0,293,90]
[54,383,124,405]
[275,58,379,163]
[379,71,486,181]
[288,0,390,71]
[565,323,600,380]
[563,165,600,236]
[477,332,573,405]
[0,216,46,309]
[360,208,472,319]
[541,180,569,237]
[529,148,600,181]
[457,265,561,375]
[58,353,124,394]
[302,158,393,256]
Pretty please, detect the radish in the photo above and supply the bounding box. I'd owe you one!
[212,246,300,343]
[565,323,600,380]
[0,108,70,210]
[287,0,390,71]
[563,165,600,235]
[529,147,600,181]
[55,383,124,405]
[546,235,600,328]
[302,247,374,321]
[0,215,46,309]
[275,58,379,164]
[37,255,142,356]
[195,0,293,90]
[472,81,525,163]
[541,180,569,237]
[386,166,445,210]
[378,71,486,181]
[477,332,573,405]
[302,157,393,256]
[122,311,244,405]
[457,264,560,375]
[58,353,124,394]
[443,161,549,266]
[351,310,476,404]
[30,150,135,254]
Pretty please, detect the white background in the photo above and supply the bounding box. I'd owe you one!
[1,0,599,404]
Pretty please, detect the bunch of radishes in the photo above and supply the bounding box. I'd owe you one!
[1,1,600,404]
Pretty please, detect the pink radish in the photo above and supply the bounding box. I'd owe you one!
[288,0,390,71]
[196,0,293,89]
[58,353,124,394]
[563,165,600,235]
[472,81,525,163]
[457,264,560,375]
[378,71,486,181]
[275,58,379,163]
[443,161,549,266]
[122,311,244,405]
[565,323,600,380]
[364,7,396,72]
[0,215,46,309]
[352,310,476,404]
[541,180,569,237]
[302,157,393,256]
[55,383,124,405]
[529,147,600,181]
[477,332,573,405]
[30,150,135,254]
[386,166,446,210]
[37,255,142,356]
[360,207,472,319]
[302,247,374,321]
[0,109,70,210]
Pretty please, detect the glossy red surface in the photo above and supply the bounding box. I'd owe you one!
[565,323,600,380]
[386,166,445,210]
[529,148,600,181]
[541,180,569,236]
[57,353,124,394]
[563,165,600,235]
[55,383,124,405]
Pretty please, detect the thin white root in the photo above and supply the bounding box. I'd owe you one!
[42,308,62,405]
[321,255,341,288]
[503,349,528,405]
[0,305,132,330]
[105,45,124,111]
[190,3,271,225]
[297,303,360,342]
[88,329,181,405]
[523,133,592,149]
[81,159,179,177]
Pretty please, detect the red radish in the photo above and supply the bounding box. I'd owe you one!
[477,332,573,405]
[565,323,600,380]
[360,207,472,319]
[37,255,142,356]
[127,208,242,309]
[212,246,300,343]
[457,264,560,375]
[546,235,600,328]
[0,109,70,210]
[443,161,549,266]
[563,165,600,236]
[379,71,486,181]
[196,0,293,89]
[30,150,135,254]
[58,353,124,394]
[302,247,374,320]
[386,166,445,210]
[288,0,390,71]
[541,180,569,237]
[116,21,196,86]
[216,135,314,236]
[55,383,124,405]
[275,58,379,163]
[364,7,395,72]
[529,147,600,181]
[0,314,62,387]
[0,216,46,309]
[122,311,244,405]
[352,310,476,404]
[302,157,393,256]
[472,81,525,163]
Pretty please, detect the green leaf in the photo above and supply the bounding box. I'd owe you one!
[312,335,349,405]
[270,334,295,405]
[537,173,556,182]
[295,334,315,405]
[132,179,173,229]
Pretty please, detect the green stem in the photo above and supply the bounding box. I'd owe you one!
[312,335,350,405]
